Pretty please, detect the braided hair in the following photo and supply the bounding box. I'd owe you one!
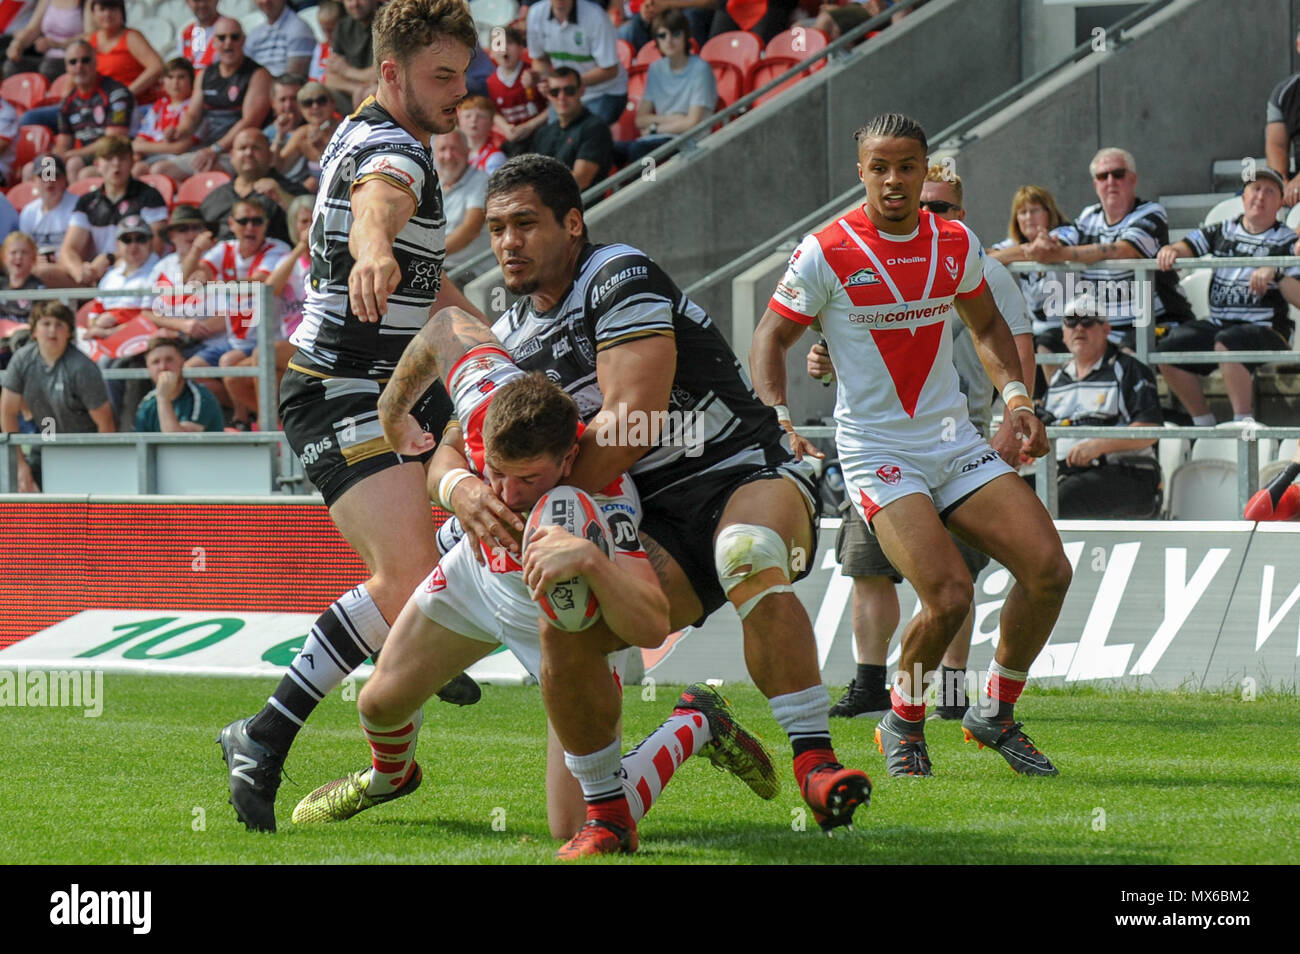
[854,113,928,153]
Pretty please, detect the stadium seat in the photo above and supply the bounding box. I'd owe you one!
[175,170,231,206]
[1276,438,1299,464]
[1287,203,1300,231]
[68,177,103,197]
[617,38,635,70]
[748,61,814,107]
[1166,459,1240,519]
[612,95,640,143]
[701,31,762,96]
[1190,437,1240,463]
[1178,267,1210,317]
[1260,458,1289,488]
[75,300,96,328]
[1,72,47,111]
[626,63,649,103]
[1157,426,1190,515]
[138,173,175,207]
[1202,195,1242,228]
[41,73,71,106]
[6,180,40,211]
[763,26,829,63]
[14,124,52,170]
[139,18,175,58]
[634,41,662,66]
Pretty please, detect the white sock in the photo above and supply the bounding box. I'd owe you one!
[564,738,625,804]
[1192,414,1216,426]
[768,685,831,747]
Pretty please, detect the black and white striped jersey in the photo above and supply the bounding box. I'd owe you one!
[1053,198,1191,326]
[290,97,446,379]
[1184,216,1300,332]
[491,243,789,504]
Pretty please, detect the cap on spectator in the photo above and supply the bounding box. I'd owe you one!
[94,135,133,161]
[117,215,152,240]
[1248,167,1286,193]
[165,204,206,231]
[35,153,67,179]
[91,0,126,9]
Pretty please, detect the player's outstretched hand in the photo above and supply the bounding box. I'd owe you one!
[350,249,401,323]
[521,524,592,600]
[449,477,525,565]
[1014,410,1050,459]
[382,412,435,456]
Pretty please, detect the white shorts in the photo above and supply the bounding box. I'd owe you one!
[841,419,1013,527]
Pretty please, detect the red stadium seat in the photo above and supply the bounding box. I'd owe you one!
[138,173,175,208]
[626,63,649,103]
[764,25,828,62]
[613,95,640,143]
[41,73,71,106]
[75,300,97,328]
[708,61,746,108]
[14,124,52,170]
[68,176,102,196]
[634,41,662,66]
[175,170,231,206]
[617,38,635,70]
[701,31,762,103]
[6,180,40,210]
[1,72,47,111]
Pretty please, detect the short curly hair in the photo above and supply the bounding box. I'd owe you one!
[372,0,478,71]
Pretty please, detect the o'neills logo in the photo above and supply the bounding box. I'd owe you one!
[849,302,951,325]
[589,265,648,306]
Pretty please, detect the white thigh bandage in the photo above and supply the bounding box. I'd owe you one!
[714,524,795,620]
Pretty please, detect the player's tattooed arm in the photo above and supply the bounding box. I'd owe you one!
[422,306,501,380]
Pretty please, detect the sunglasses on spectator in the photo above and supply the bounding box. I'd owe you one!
[547,84,579,98]
[1094,168,1128,181]
[215,32,242,42]
[1062,316,1103,328]
[118,234,150,244]
[920,200,957,213]
[656,31,680,40]
[233,216,265,226]
[66,57,92,65]
[299,96,330,108]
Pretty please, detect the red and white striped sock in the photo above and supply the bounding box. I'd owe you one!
[620,710,713,820]
[891,683,926,723]
[984,660,1029,719]
[359,708,422,797]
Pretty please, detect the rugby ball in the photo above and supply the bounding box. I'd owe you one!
[523,485,612,632]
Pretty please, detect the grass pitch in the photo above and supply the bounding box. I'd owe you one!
[1,675,1296,865]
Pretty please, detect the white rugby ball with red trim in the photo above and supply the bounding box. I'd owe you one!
[523,485,612,632]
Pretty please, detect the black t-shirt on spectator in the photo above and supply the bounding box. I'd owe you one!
[71,178,169,255]
[0,274,44,325]
[200,176,306,244]
[1268,73,1300,175]
[333,15,373,69]
[531,109,612,184]
[57,77,135,147]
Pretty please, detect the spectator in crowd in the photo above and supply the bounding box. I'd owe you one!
[135,335,225,432]
[709,0,797,44]
[169,17,272,177]
[57,134,167,285]
[528,0,628,125]
[148,203,216,347]
[487,26,547,155]
[1026,147,1191,351]
[0,232,45,345]
[532,68,613,189]
[325,0,379,109]
[200,127,304,244]
[0,190,16,243]
[131,58,199,176]
[433,128,487,268]
[275,80,336,191]
[0,97,18,185]
[50,40,134,180]
[1265,28,1300,207]
[4,0,90,82]
[617,10,715,165]
[182,195,290,424]
[21,152,76,264]
[1038,311,1163,518]
[622,0,712,54]
[178,0,220,70]
[224,192,311,427]
[86,0,164,117]
[308,0,340,83]
[246,0,316,78]
[83,214,160,342]
[1155,167,1300,427]
[264,72,304,160]
[2,300,115,491]
[458,95,506,174]
[988,183,1070,357]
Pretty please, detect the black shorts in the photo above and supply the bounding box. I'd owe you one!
[834,502,990,584]
[639,454,818,627]
[279,360,453,507]
[1154,319,1290,375]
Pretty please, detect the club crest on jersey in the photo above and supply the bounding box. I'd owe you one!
[843,267,880,288]
[227,84,240,102]
[93,105,105,124]
[425,566,447,592]
[569,313,596,364]
[944,255,958,280]
[876,464,902,486]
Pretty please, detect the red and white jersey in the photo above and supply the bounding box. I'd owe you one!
[200,238,290,338]
[308,41,329,82]
[487,65,542,125]
[136,94,192,144]
[180,21,218,68]
[769,205,986,450]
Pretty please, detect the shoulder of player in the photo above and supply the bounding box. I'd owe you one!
[580,244,675,311]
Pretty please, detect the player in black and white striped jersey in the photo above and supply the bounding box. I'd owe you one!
[218,0,485,834]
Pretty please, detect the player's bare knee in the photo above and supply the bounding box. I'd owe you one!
[715,524,796,621]
[925,578,973,630]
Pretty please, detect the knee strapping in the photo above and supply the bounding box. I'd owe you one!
[714,524,794,620]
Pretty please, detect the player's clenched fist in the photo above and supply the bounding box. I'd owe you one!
[350,251,401,322]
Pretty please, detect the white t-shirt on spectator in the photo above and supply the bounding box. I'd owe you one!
[97,252,162,310]
[527,0,627,101]
[245,8,318,77]
[19,190,78,255]
[442,165,488,270]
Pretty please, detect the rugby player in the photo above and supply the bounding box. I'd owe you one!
[295,331,779,858]
[751,113,1072,777]
[218,0,487,832]
[381,155,872,849]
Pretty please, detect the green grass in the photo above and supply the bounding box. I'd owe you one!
[2,675,1297,864]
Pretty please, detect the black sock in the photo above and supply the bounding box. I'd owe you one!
[939,665,967,707]
[857,663,887,695]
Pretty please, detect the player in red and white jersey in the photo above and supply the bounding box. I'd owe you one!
[293,318,780,858]
[752,113,1072,779]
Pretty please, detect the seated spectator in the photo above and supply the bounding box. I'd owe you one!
[265,72,305,172]
[83,214,160,342]
[164,18,272,180]
[200,128,304,244]
[21,152,76,266]
[458,95,506,174]
[1265,27,1300,207]
[616,10,715,165]
[245,0,316,78]
[131,58,199,177]
[4,0,90,82]
[811,0,891,45]
[434,129,487,268]
[182,196,290,425]
[148,203,217,347]
[532,68,613,189]
[57,134,167,286]
[1155,167,1300,427]
[0,97,18,185]
[86,0,164,117]
[487,26,547,156]
[620,0,717,55]
[178,0,221,70]
[988,183,1069,353]
[528,0,627,126]
[49,40,134,181]
[308,0,341,84]
[0,231,45,329]
[276,80,336,192]
[134,335,225,432]
[1038,312,1163,519]
[326,0,379,110]
[1026,147,1191,351]
[2,300,115,492]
